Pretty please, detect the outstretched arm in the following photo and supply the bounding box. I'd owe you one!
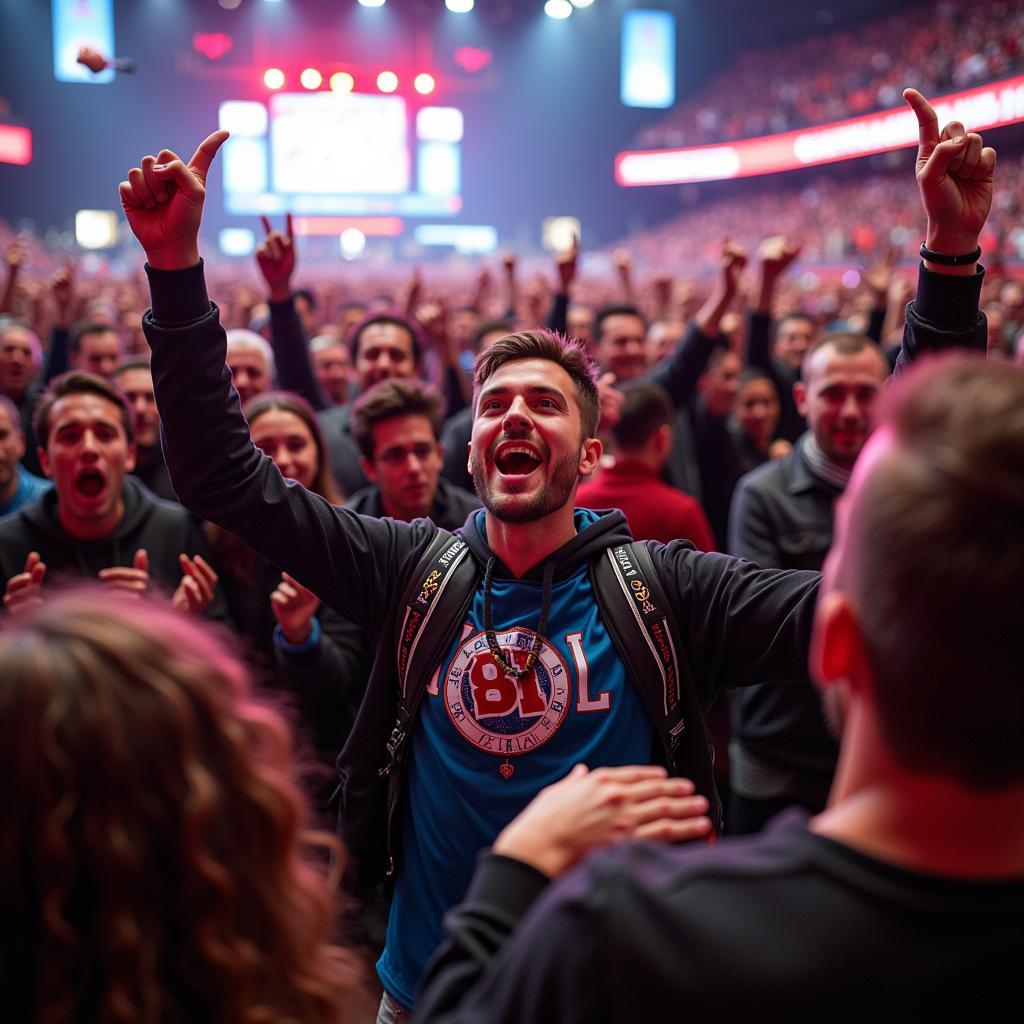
[897,88,993,370]
[122,132,430,636]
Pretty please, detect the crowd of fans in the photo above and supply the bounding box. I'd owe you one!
[0,17,1021,1022]
[637,0,1024,148]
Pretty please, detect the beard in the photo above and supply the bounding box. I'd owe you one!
[471,446,580,524]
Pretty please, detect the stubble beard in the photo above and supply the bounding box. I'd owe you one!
[471,447,580,524]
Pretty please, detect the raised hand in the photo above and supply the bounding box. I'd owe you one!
[270,571,320,644]
[3,551,46,614]
[172,553,219,616]
[721,239,748,296]
[51,262,76,327]
[556,233,580,293]
[758,235,802,282]
[256,214,296,302]
[492,764,712,879]
[597,371,623,433]
[119,130,229,270]
[98,547,149,597]
[862,245,896,301]
[904,88,995,261]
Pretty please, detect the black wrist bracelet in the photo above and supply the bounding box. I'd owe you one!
[919,242,982,266]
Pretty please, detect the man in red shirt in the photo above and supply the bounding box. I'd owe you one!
[577,382,715,549]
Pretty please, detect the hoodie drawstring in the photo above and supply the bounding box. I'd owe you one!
[482,556,556,679]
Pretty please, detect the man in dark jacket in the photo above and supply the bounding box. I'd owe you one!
[0,372,223,618]
[125,85,983,1018]
[727,332,889,832]
[348,377,479,531]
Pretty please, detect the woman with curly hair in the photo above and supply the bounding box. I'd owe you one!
[0,588,374,1024]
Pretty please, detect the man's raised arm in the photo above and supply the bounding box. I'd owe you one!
[121,131,433,636]
[897,88,993,370]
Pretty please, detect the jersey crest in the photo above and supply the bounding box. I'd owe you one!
[444,627,570,757]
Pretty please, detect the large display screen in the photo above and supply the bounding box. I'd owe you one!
[220,92,462,218]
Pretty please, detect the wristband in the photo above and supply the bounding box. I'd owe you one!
[273,616,321,653]
[919,242,981,266]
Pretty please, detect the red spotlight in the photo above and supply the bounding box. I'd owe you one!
[414,73,435,95]
[263,67,285,90]
[192,32,233,61]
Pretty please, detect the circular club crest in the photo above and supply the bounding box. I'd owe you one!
[444,628,570,757]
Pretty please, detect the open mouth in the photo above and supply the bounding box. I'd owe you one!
[494,444,543,477]
[76,471,106,498]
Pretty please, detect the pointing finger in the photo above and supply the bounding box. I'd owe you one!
[904,88,939,153]
[286,211,294,240]
[260,215,272,237]
[187,129,229,185]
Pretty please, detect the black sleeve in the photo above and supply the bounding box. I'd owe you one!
[655,541,819,704]
[646,320,720,410]
[894,263,986,374]
[143,261,434,637]
[416,853,605,1024]
[43,326,70,382]
[547,291,569,336]
[269,295,329,410]
[442,365,469,417]
[866,304,886,345]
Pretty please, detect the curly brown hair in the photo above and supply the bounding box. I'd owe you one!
[0,588,368,1024]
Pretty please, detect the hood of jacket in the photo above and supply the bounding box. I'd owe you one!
[459,505,634,583]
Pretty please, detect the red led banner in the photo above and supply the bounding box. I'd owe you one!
[0,125,32,166]
[616,74,1024,187]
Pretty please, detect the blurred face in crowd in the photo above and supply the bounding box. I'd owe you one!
[477,327,510,356]
[72,329,124,379]
[0,325,41,400]
[363,413,443,521]
[733,376,780,453]
[998,280,1024,319]
[566,304,595,345]
[451,308,480,350]
[646,318,684,366]
[700,350,743,417]
[311,338,353,406]
[118,309,149,356]
[250,408,318,490]
[226,344,271,407]
[774,315,816,371]
[354,322,417,392]
[0,404,25,503]
[113,366,160,449]
[596,313,647,381]
[796,342,888,468]
[38,393,135,540]
[293,293,318,336]
[985,306,1006,356]
[338,304,367,342]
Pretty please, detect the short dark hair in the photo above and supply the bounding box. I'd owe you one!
[473,319,514,352]
[473,329,600,439]
[32,371,134,448]
[349,314,422,366]
[351,378,443,461]
[611,382,672,451]
[841,356,1024,788]
[594,304,645,341]
[293,287,316,311]
[111,357,152,380]
[737,366,777,391]
[775,311,817,339]
[801,332,888,382]
[70,322,120,356]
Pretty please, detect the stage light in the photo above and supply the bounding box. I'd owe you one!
[263,67,285,90]
[445,0,475,11]
[218,101,268,137]
[357,0,385,7]
[414,73,435,95]
[218,0,241,9]
[330,71,355,93]
[377,70,398,93]
[542,216,581,253]
[75,210,118,250]
[340,228,367,259]
[219,228,256,257]
[300,67,323,90]
[544,0,573,18]
[570,0,594,7]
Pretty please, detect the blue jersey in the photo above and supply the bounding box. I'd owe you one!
[378,510,655,1007]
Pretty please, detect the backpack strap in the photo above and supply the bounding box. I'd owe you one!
[593,541,723,829]
[380,531,477,778]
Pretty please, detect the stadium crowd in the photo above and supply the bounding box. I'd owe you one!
[636,0,1024,148]
[0,43,1021,1024]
